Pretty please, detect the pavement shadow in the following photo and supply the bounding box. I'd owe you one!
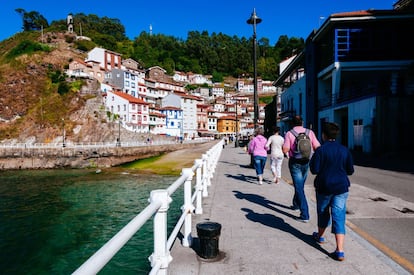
[225,173,260,184]
[241,208,329,256]
[219,160,250,167]
[233,191,330,257]
[239,164,254,169]
[233,191,297,220]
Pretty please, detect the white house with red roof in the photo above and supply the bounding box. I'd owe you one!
[104,90,150,133]
[187,72,211,85]
[207,113,218,135]
[236,77,263,95]
[148,108,167,135]
[66,59,105,82]
[86,47,122,71]
[172,71,189,83]
[211,84,225,99]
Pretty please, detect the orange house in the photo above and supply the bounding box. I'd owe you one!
[217,115,238,134]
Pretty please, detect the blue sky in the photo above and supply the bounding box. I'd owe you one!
[0,0,395,44]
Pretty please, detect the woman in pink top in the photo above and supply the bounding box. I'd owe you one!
[248,127,268,185]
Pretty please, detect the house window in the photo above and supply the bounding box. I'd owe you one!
[353,119,363,150]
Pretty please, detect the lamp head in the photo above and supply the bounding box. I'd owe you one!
[246,8,262,25]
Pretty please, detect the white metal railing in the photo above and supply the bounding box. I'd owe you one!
[72,139,223,275]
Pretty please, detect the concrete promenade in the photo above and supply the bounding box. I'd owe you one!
[168,144,411,274]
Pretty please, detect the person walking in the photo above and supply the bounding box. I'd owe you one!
[309,122,354,261]
[265,126,285,183]
[248,127,268,185]
[282,116,320,222]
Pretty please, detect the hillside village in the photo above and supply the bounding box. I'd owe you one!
[67,45,278,141]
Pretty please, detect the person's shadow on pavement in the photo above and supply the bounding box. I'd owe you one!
[240,207,330,257]
[233,190,330,257]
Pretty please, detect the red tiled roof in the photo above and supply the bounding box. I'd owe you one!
[113,91,149,104]
[331,9,402,18]
[161,106,182,111]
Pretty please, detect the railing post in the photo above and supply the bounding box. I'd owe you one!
[206,151,212,186]
[212,142,222,172]
[181,168,195,247]
[210,140,223,172]
[201,154,209,197]
[194,159,203,214]
[148,189,172,275]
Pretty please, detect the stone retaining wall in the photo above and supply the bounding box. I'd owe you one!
[0,143,204,170]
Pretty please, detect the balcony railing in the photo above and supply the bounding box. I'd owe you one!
[318,86,378,109]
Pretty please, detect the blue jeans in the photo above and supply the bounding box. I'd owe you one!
[253,155,267,176]
[316,192,348,234]
[288,159,310,220]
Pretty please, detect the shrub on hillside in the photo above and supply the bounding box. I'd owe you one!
[6,40,50,59]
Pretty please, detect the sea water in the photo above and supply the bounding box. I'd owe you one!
[0,168,183,274]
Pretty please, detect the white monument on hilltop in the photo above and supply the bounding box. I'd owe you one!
[67,13,73,33]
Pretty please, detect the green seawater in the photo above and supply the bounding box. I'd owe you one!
[0,168,183,274]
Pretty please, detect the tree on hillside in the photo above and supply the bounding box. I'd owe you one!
[274,35,305,61]
[15,9,49,31]
[48,13,128,49]
[45,12,304,80]
[131,32,188,73]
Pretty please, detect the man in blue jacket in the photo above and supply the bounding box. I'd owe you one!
[310,122,354,261]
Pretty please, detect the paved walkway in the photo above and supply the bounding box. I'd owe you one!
[168,145,410,275]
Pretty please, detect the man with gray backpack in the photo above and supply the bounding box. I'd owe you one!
[283,116,320,223]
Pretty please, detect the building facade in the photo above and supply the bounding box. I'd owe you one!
[274,4,414,156]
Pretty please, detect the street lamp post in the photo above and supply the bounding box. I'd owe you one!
[116,118,121,147]
[235,100,238,147]
[247,8,262,130]
[62,118,66,148]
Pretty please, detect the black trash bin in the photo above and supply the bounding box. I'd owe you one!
[196,222,221,259]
